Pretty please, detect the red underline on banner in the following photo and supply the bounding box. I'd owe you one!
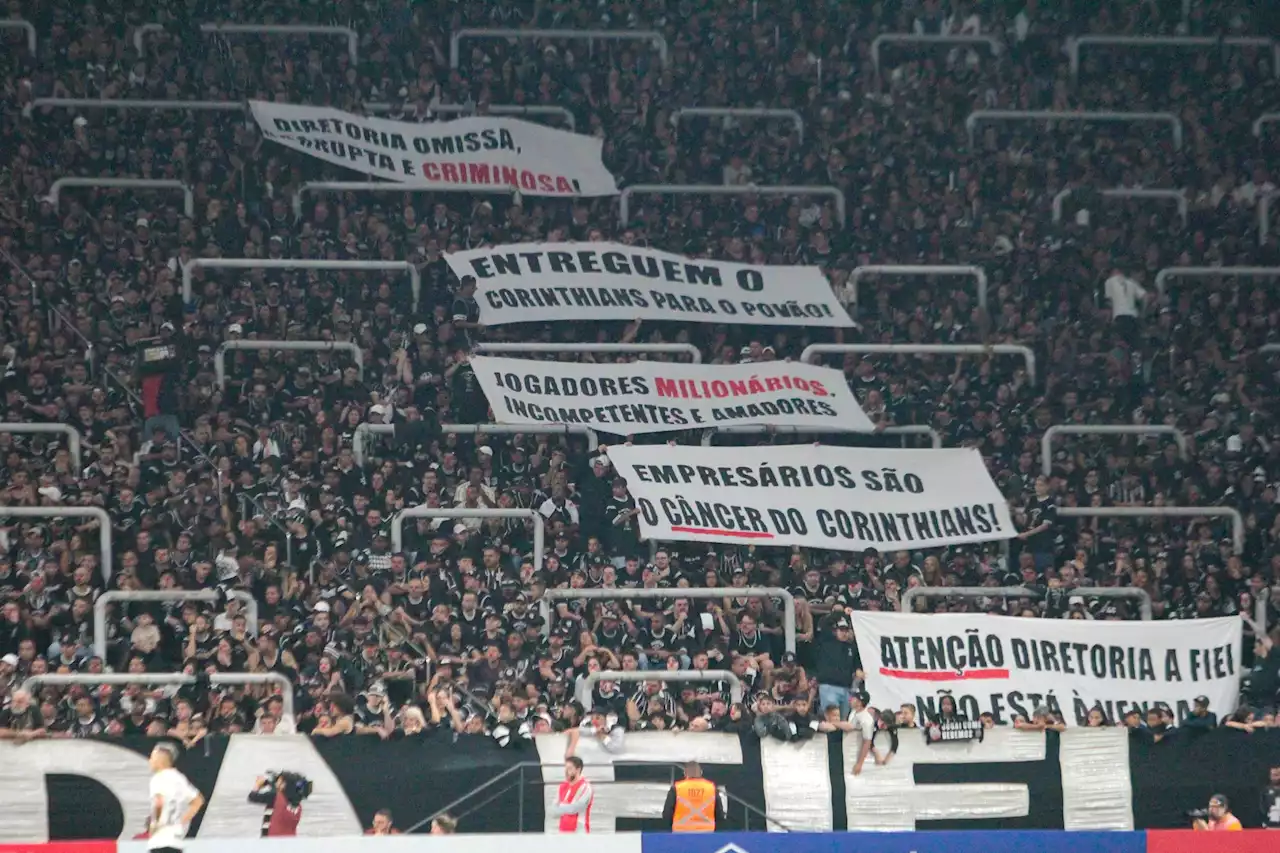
[671,526,776,540]
[879,667,1011,681]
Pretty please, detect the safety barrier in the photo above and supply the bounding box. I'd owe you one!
[1257,191,1280,246]
[620,184,846,228]
[846,264,987,311]
[966,110,1183,150]
[473,342,703,362]
[800,343,1038,385]
[136,23,359,64]
[1040,425,1188,477]
[293,180,517,220]
[871,33,1003,75]
[1051,187,1188,226]
[1067,35,1277,78]
[1154,265,1280,296]
[584,670,744,709]
[0,423,82,474]
[0,18,35,53]
[901,585,1154,621]
[701,424,942,449]
[23,97,247,119]
[46,177,195,218]
[391,508,545,574]
[672,107,805,143]
[214,340,363,390]
[182,258,421,309]
[363,102,576,131]
[1058,506,1245,555]
[0,507,112,583]
[540,587,797,654]
[24,672,293,719]
[94,590,258,661]
[352,422,600,468]
[450,28,669,69]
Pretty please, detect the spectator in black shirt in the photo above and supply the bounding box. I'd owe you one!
[1018,475,1060,572]
[450,276,482,349]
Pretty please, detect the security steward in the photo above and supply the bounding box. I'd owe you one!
[661,761,727,833]
[1193,794,1243,832]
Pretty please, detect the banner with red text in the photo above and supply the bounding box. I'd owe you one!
[850,611,1242,728]
[471,356,873,435]
[250,101,617,196]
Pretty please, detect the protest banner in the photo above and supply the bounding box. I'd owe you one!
[603,444,1013,549]
[446,242,853,327]
[470,356,874,435]
[850,611,1242,727]
[249,101,617,197]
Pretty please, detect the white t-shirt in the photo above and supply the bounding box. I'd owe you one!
[849,708,876,741]
[149,768,199,849]
[1104,274,1146,318]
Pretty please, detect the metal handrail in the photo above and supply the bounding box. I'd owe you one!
[800,343,1037,385]
[0,423,83,474]
[451,28,669,69]
[540,586,797,654]
[46,177,195,218]
[1051,187,1188,226]
[134,23,359,63]
[1058,506,1245,555]
[620,183,846,227]
[24,672,293,719]
[1259,191,1280,246]
[473,342,703,363]
[215,339,363,390]
[1154,266,1280,296]
[391,508,545,574]
[293,180,516,221]
[23,98,247,119]
[847,264,987,311]
[94,589,258,661]
[363,102,576,131]
[1068,35,1276,78]
[0,507,112,583]
[966,110,1183,151]
[183,258,422,310]
[0,18,36,53]
[871,34,1002,75]
[585,670,744,708]
[901,585,1154,621]
[1041,425,1189,476]
[701,424,941,448]
[353,423,599,468]
[1256,114,1280,137]
[672,108,804,144]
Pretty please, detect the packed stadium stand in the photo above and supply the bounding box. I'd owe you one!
[2,0,1280,747]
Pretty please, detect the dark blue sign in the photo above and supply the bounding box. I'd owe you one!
[640,831,1145,853]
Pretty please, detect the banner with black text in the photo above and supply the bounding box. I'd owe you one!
[850,611,1242,727]
[447,242,853,327]
[604,444,1013,550]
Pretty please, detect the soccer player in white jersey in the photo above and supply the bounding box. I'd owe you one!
[147,742,205,853]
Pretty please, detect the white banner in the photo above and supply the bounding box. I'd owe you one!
[850,611,1242,727]
[604,444,1013,549]
[447,241,853,327]
[471,356,874,436]
[250,101,618,197]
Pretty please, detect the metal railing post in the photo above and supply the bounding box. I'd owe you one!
[801,343,1037,385]
[46,177,195,218]
[1051,188,1188,226]
[363,102,576,131]
[353,423,599,468]
[25,672,292,718]
[451,28,669,69]
[871,34,1002,75]
[584,670,743,708]
[620,184,845,227]
[1260,191,1280,246]
[901,585,1154,621]
[94,590,258,661]
[1256,114,1280,138]
[701,424,941,448]
[0,18,36,53]
[183,258,420,310]
[1057,506,1245,555]
[23,98,248,119]
[847,264,987,311]
[215,340,364,390]
[966,110,1183,151]
[1155,266,1280,297]
[540,587,796,654]
[392,508,544,575]
[672,108,805,144]
[1068,35,1276,78]
[0,507,112,583]
[473,342,702,362]
[0,423,83,474]
[1041,425,1189,476]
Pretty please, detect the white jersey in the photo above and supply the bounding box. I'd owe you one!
[149,768,200,849]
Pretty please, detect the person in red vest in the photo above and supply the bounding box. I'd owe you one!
[554,756,593,833]
[247,772,310,836]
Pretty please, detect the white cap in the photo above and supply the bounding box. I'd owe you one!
[37,486,62,502]
[313,601,331,613]
[73,116,88,128]
[136,217,149,228]
[369,404,386,417]
[591,455,609,468]
[413,323,428,335]
[453,523,468,534]
[478,446,493,456]
[1,653,18,667]
[227,323,243,334]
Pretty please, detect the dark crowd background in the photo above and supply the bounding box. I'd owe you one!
[3,0,1280,753]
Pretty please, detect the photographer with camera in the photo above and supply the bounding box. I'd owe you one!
[1191,794,1243,832]
[248,772,312,836]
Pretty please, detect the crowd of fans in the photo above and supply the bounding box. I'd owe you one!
[3,0,1280,747]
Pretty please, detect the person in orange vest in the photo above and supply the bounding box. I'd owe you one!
[662,761,726,832]
[555,755,594,833]
[1193,794,1243,831]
